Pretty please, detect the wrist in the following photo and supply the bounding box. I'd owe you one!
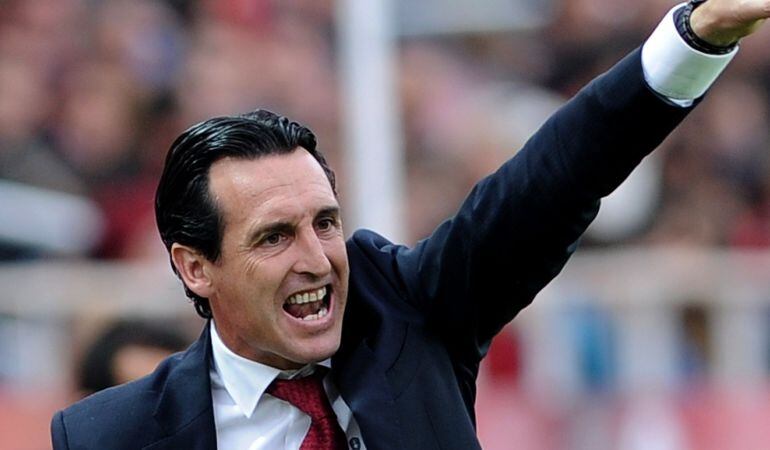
[677,0,738,54]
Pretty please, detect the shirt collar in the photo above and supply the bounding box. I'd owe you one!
[209,321,330,418]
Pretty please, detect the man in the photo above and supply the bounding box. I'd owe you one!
[51,2,770,449]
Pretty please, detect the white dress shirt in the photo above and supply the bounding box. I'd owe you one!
[208,5,736,449]
[210,322,366,450]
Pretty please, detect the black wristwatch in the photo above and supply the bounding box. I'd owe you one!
[676,0,737,55]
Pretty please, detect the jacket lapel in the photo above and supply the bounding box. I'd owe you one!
[140,320,404,450]
[143,323,217,450]
[332,341,403,450]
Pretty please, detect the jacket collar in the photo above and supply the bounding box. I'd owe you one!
[142,320,405,450]
[144,322,217,450]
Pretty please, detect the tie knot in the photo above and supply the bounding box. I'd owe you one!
[268,371,332,422]
[267,370,349,450]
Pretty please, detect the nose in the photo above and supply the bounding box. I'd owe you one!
[292,228,332,277]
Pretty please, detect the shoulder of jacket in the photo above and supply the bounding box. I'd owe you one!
[54,353,181,446]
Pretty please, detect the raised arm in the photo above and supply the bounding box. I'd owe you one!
[385,1,770,362]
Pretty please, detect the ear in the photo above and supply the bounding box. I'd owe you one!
[170,243,216,299]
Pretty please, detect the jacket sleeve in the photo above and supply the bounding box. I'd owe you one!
[389,48,695,363]
[51,410,70,450]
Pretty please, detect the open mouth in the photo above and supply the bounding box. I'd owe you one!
[282,285,332,321]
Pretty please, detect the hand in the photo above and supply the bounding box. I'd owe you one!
[690,0,770,46]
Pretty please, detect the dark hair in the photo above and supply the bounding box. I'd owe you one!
[155,110,337,318]
[78,319,189,395]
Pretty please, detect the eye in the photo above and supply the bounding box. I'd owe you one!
[262,232,285,246]
[317,218,332,230]
[316,217,337,232]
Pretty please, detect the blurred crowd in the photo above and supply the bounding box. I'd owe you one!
[6,2,770,446]
[3,0,770,262]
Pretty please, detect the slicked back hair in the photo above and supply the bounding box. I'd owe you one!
[155,110,337,318]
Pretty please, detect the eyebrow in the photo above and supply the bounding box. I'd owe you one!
[246,221,294,246]
[317,206,341,220]
[245,205,341,245]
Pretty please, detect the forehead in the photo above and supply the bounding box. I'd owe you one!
[208,150,336,224]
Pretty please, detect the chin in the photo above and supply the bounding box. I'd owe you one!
[289,334,341,365]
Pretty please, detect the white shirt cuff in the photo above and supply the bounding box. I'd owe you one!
[641,3,738,106]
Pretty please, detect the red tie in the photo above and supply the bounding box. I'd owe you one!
[267,371,348,450]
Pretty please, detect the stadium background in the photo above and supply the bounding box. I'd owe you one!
[3,0,770,448]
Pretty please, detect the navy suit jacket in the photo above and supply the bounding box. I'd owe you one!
[51,49,694,449]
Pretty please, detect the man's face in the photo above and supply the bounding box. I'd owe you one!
[204,149,349,369]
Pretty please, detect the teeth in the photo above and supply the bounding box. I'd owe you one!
[287,286,328,305]
[301,307,328,322]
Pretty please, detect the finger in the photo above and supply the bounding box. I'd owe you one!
[731,0,770,22]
